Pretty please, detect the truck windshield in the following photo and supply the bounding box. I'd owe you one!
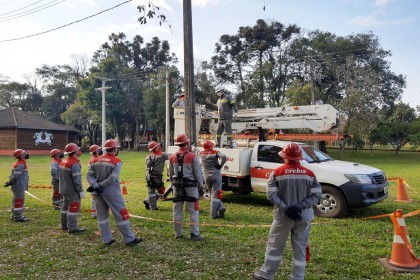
[301,146,333,163]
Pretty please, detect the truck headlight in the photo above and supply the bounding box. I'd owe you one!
[344,174,373,184]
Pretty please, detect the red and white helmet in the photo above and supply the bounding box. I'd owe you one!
[50,149,61,158]
[13,149,26,158]
[89,144,101,154]
[103,139,120,150]
[148,141,160,151]
[64,143,80,154]
[202,140,214,151]
[174,134,190,145]
[279,143,303,161]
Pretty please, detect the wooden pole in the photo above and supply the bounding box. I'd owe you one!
[183,0,196,144]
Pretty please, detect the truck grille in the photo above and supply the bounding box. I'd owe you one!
[371,173,386,184]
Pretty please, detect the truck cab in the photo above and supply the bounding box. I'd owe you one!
[222,141,389,218]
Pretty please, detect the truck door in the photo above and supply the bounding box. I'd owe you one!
[250,144,284,193]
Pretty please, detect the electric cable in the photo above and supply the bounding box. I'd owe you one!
[0,0,132,43]
[0,1,64,22]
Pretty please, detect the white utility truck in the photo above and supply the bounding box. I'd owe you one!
[171,105,389,218]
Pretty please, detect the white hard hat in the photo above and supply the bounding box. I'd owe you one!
[215,85,225,93]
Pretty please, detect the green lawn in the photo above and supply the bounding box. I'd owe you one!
[0,149,419,279]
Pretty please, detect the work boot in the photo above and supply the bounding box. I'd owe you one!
[190,233,204,241]
[126,237,143,246]
[217,207,226,219]
[175,235,184,239]
[104,239,116,246]
[253,271,269,280]
[13,217,29,222]
[68,228,86,234]
[143,200,150,210]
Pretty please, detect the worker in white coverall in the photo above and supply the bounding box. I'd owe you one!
[88,144,103,218]
[253,143,322,280]
[143,141,169,210]
[50,149,63,210]
[86,139,142,246]
[215,84,238,148]
[169,134,205,241]
[59,143,86,233]
[198,140,227,219]
[4,149,30,222]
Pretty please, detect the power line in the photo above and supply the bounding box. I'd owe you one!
[0,0,44,17]
[0,0,65,22]
[0,0,132,43]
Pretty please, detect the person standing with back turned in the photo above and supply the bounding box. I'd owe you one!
[59,143,86,233]
[143,141,169,210]
[198,140,227,219]
[50,149,64,210]
[169,134,205,241]
[86,139,142,246]
[253,143,322,280]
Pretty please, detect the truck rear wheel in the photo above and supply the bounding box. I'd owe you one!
[314,186,347,218]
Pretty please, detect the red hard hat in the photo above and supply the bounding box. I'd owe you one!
[13,149,26,158]
[103,139,120,149]
[64,143,80,154]
[148,141,160,151]
[174,134,190,145]
[202,140,214,151]
[89,144,101,154]
[50,149,61,158]
[279,143,303,161]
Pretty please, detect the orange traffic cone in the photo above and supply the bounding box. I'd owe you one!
[388,177,412,202]
[379,209,420,272]
[396,178,412,202]
[121,180,128,195]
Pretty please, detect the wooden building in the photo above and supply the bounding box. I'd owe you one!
[0,108,81,155]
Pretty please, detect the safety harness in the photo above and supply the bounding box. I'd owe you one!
[172,152,197,202]
[146,154,164,189]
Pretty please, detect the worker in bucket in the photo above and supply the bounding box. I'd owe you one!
[4,149,30,222]
[50,149,64,210]
[253,142,322,280]
[88,144,103,218]
[172,91,185,107]
[198,140,227,219]
[215,84,238,148]
[86,139,142,246]
[169,134,205,241]
[59,143,86,233]
[143,141,169,210]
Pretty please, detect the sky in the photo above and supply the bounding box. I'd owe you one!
[0,0,419,107]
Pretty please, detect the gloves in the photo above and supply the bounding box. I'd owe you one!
[86,186,95,193]
[215,164,222,170]
[94,186,103,195]
[79,191,86,198]
[4,182,11,187]
[285,205,302,221]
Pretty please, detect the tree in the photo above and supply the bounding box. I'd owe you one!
[210,19,300,108]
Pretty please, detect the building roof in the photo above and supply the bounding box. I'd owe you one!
[0,107,80,132]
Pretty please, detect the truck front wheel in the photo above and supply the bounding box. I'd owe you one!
[314,186,347,218]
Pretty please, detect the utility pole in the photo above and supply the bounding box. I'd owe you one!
[95,77,113,146]
[183,0,196,144]
[165,68,170,151]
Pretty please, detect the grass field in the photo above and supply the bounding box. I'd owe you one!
[0,149,419,279]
